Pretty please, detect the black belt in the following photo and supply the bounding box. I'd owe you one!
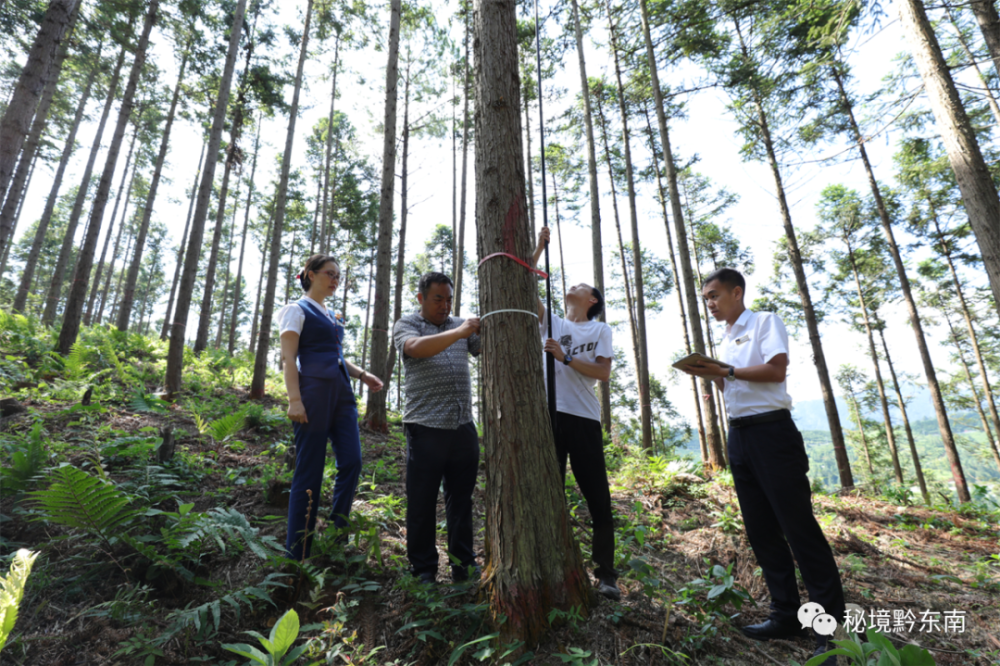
[728,409,791,429]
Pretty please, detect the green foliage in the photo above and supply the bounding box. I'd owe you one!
[0,423,48,495]
[222,608,310,666]
[709,504,744,535]
[208,410,247,443]
[163,574,287,641]
[795,627,936,666]
[0,549,39,651]
[28,465,138,548]
[673,560,754,650]
[128,390,170,414]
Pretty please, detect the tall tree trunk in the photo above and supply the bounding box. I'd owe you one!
[248,208,274,357]
[641,0,725,467]
[844,241,904,483]
[640,102,707,462]
[86,129,137,325]
[109,226,136,322]
[319,36,340,255]
[969,0,1000,79]
[137,238,161,335]
[942,6,1000,127]
[161,140,205,340]
[196,155,236,351]
[454,7,471,316]
[473,0,591,641]
[228,116,261,354]
[899,0,1000,311]
[249,0,312,400]
[356,241,375,395]
[830,66,969,502]
[452,71,458,273]
[57,0,159,356]
[215,181,239,347]
[844,385,874,476]
[551,172,567,302]
[930,205,1000,449]
[96,173,136,325]
[0,0,79,201]
[0,13,78,249]
[734,20,853,487]
[874,311,929,504]
[362,0,401,427]
[571,0,611,432]
[384,65,411,399]
[606,2,652,453]
[943,310,1000,471]
[0,153,36,278]
[116,46,189,332]
[165,0,247,396]
[41,40,129,325]
[523,80,535,238]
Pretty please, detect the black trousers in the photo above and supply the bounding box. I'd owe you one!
[555,411,616,581]
[404,421,480,578]
[728,415,845,627]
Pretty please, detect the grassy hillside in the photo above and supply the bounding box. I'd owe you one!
[1,318,999,665]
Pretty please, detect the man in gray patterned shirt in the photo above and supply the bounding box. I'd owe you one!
[393,272,481,584]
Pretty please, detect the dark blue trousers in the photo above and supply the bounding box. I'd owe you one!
[728,415,845,627]
[286,369,362,560]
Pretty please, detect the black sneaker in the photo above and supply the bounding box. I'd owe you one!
[597,577,621,601]
[741,618,810,641]
[417,572,436,585]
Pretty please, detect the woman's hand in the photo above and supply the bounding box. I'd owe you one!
[287,398,308,423]
[362,372,384,393]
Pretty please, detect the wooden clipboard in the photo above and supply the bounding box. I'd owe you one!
[671,352,731,371]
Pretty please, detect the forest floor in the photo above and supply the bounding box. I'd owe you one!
[1,336,999,665]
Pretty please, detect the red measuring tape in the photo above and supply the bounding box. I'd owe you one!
[478,252,548,279]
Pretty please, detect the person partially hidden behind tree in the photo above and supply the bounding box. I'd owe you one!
[393,272,482,585]
[531,227,621,601]
[682,267,844,666]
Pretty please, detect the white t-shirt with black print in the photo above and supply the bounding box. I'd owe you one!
[540,310,613,422]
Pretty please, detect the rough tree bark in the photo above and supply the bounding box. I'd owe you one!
[161,141,204,340]
[969,0,1000,79]
[165,0,247,396]
[473,0,591,644]
[248,208,274,357]
[362,0,401,429]
[57,0,159,356]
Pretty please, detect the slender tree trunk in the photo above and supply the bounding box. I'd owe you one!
[875,311,929,504]
[319,37,340,255]
[845,243,904,483]
[384,66,411,398]
[734,21,853,487]
[137,239,161,335]
[607,2,652,453]
[57,0,159,355]
[362,0,401,427]
[161,140,205,340]
[524,82,535,237]
[845,387,874,476]
[641,102,706,462]
[0,0,79,201]
[96,175,136,325]
[116,47,189,332]
[831,66,969,501]
[308,178,320,253]
[551,172,567,302]
[110,229,135,323]
[215,181,239,347]
[228,116,261,354]
[0,153,36,277]
[969,0,1000,80]
[454,8,471,317]
[196,156,236,351]
[249,208,274,357]
[357,242,375,395]
[474,0,591,641]
[943,6,1000,127]
[86,131,137,325]
[943,310,1000,471]
[899,0,1000,311]
[641,0,725,467]
[41,40,128,326]
[571,0,611,432]
[249,0,312,400]
[166,0,247,396]
[0,13,78,249]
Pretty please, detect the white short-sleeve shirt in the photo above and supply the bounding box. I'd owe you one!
[718,309,793,418]
[276,296,338,335]
[539,310,613,422]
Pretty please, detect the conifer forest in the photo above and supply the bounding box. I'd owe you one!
[2,0,1000,662]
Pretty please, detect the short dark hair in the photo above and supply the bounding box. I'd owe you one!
[299,254,338,291]
[587,287,604,321]
[418,272,454,296]
[702,267,746,297]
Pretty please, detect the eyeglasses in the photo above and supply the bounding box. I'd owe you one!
[315,270,340,281]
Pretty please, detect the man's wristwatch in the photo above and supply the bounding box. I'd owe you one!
[725,366,736,381]
[563,354,573,366]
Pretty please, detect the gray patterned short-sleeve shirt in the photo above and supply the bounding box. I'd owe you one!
[394,313,481,429]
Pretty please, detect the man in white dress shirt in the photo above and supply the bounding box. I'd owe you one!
[683,267,843,666]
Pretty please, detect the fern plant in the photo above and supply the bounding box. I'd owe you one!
[28,466,138,552]
[0,423,48,495]
[63,342,90,380]
[128,390,169,414]
[0,549,39,652]
[162,573,287,641]
[208,411,246,443]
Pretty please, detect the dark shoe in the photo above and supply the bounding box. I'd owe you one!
[741,618,810,641]
[417,572,437,585]
[597,577,621,601]
[452,564,481,583]
[811,638,838,665]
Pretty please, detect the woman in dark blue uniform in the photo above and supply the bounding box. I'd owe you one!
[278,254,384,560]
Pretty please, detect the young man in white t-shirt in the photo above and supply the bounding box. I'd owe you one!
[532,227,620,601]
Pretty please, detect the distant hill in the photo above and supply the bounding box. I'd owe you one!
[791,385,938,431]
